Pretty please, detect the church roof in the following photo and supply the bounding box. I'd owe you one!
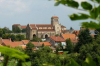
[38,29,55,31]
[30,24,53,28]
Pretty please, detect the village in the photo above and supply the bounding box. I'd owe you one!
[0,0,100,66]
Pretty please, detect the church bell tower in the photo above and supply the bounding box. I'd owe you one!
[51,16,59,26]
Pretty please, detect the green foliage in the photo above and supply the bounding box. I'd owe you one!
[16,34,25,41]
[65,59,80,66]
[0,28,3,37]
[74,29,93,52]
[22,28,26,33]
[55,0,79,8]
[32,37,42,42]
[42,43,45,47]
[81,21,100,29]
[2,34,25,41]
[69,13,90,20]
[54,0,100,31]
[81,2,92,10]
[0,46,29,61]
[2,27,12,34]
[66,39,73,53]
[90,7,99,19]
[3,55,9,66]
[25,42,34,56]
[82,56,96,66]
[13,26,21,33]
[55,34,59,37]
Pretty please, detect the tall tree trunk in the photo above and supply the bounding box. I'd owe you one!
[3,55,9,66]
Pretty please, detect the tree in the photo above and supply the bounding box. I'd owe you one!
[66,38,73,53]
[25,42,34,57]
[2,27,12,33]
[22,28,26,33]
[0,28,3,37]
[32,37,42,42]
[16,34,25,41]
[25,42,34,66]
[13,26,21,33]
[74,29,93,52]
[2,34,16,41]
[54,0,100,32]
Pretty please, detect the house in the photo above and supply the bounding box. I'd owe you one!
[31,42,52,50]
[47,36,66,47]
[61,34,78,45]
[0,38,29,48]
[73,30,80,37]
[22,40,30,45]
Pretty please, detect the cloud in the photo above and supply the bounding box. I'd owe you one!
[0,0,31,15]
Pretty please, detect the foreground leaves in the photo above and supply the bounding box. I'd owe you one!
[0,46,29,61]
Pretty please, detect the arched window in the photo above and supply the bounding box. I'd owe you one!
[45,34,48,38]
[33,34,36,38]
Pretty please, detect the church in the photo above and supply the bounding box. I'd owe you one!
[26,16,67,40]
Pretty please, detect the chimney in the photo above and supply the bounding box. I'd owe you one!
[9,38,11,42]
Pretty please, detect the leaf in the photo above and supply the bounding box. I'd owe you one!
[66,1,79,8]
[65,59,80,66]
[81,2,92,10]
[98,56,100,65]
[97,5,100,14]
[90,8,99,19]
[81,21,100,29]
[69,13,90,20]
[0,46,29,61]
[91,0,100,3]
[54,1,60,6]
[82,56,96,66]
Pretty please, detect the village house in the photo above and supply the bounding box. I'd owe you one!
[61,34,78,45]
[31,42,52,50]
[46,36,66,48]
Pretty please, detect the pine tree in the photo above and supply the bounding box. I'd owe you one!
[74,29,93,52]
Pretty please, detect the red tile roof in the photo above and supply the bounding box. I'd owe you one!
[52,16,58,18]
[62,34,76,40]
[21,26,27,29]
[36,24,53,27]
[40,42,51,46]
[31,42,42,46]
[73,30,80,36]
[30,24,53,28]
[2,39,11,42]
[31,42,51,46]
[3,41,24,48]
[22,40,30,45]
[50,36,65,42]
[38,29,55,31]
[61,25,66,28]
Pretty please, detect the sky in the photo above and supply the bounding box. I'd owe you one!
[0,0,91,30]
